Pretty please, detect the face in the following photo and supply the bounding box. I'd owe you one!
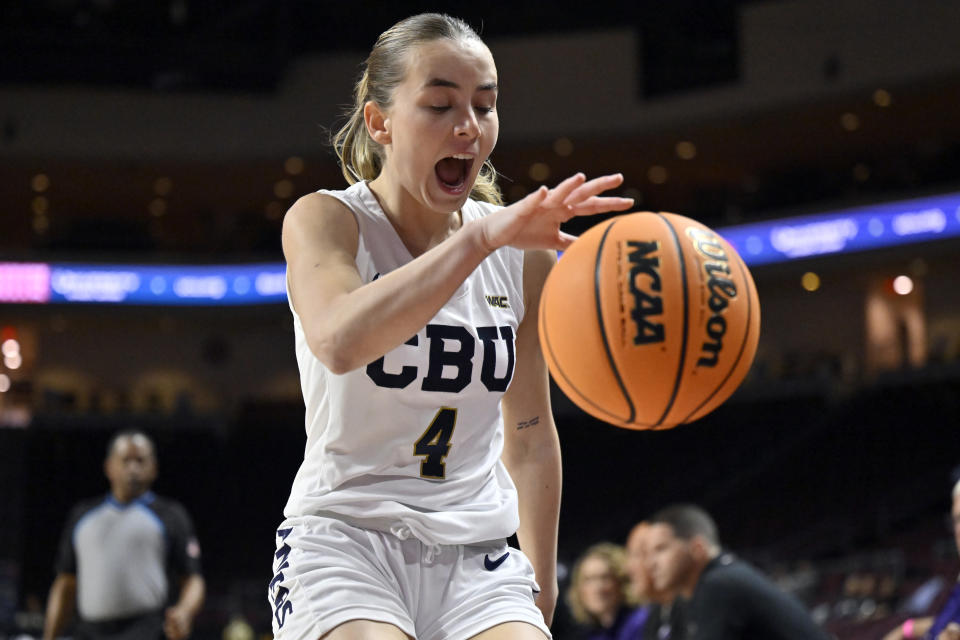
[644,523,696,594]
[625,524,654,601]
[578,555,623,619]
[373,37,499,213]
[104,435,157,502]
[952,494,960,554]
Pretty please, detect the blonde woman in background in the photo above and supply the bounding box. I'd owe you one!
[568,542,651,640]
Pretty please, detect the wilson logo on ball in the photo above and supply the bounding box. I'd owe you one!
[686,227,738,369]
[626,240,665,345]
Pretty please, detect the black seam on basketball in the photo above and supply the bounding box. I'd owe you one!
[680,248,755,424]
[654,213,688,427]
[594,218,636,424]
[539,266,630,423]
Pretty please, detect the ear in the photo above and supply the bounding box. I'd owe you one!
[363,101,391,145]
[144,463,158,486]
[689,535,711,562]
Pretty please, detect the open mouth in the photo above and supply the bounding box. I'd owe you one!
[435,155,474,193]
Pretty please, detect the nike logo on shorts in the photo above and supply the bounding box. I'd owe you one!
[484,551,510,571]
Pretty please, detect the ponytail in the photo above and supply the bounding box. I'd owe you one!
[332,72,382,185]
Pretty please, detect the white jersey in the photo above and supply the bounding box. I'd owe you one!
[284,181,526,546]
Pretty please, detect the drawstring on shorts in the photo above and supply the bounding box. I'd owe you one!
[424,544,442,563]
[390,524,443,563]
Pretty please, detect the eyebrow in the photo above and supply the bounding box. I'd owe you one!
[425,78,498,92]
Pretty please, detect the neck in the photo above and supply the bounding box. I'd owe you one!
[112,488,147,504]
[597,608,618,629]
[679,574,700,599]
[368,174,462,257]
[680,551,719,598]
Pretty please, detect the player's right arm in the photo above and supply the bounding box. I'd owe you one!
[284,192,489,374]
[42,573,76,640]
[284,174,632,374]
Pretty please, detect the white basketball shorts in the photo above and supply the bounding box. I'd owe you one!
[267,514,551,640]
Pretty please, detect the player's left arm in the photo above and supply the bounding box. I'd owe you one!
[501,248,562,627]
[163,504,206,640]
[164,573,205,640]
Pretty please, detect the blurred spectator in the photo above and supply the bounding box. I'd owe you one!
[567,542,649,640]
[625,522,687,639]
[42,430,205,640]
[772,560,821,606]
[832,570,882,621]
[884,479,960,640]
[903,576,950,618]
[222,614,255,640]
[645,504,831,640]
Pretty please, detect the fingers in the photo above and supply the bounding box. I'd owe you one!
[163,609,188,640]
[562,173,625,206]
[565,195,635,219]
[544,173,586,206]
[557,231,579,249]
[515,185,548,217]
[165,623,187,640]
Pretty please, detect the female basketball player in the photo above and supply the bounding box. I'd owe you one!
[270,13,633,640]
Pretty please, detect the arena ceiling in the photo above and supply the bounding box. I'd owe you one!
[2,0,757,91]
[2,0,959,258]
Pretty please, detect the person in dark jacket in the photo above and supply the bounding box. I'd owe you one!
[644,504,830,640]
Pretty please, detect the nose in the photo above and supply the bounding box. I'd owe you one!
[454,107,481,140]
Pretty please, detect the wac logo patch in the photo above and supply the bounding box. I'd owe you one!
[485,295,509,309]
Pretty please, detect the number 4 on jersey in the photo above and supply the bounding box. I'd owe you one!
[414,407,457,479]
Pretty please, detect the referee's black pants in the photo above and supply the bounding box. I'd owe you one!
[76,610,164,640]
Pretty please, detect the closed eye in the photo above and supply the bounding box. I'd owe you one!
[429,106,451,112]
[475,106,495,114]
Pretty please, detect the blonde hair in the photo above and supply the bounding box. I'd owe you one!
[566,542,631,626]
[332,13,503,206]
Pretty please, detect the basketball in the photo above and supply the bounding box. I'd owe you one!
[539,211,760,430]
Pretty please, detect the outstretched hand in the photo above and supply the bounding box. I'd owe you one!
[478,173,634,252]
